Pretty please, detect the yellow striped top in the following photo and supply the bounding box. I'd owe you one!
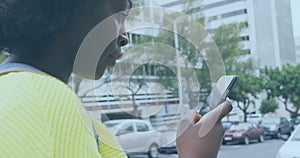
[0,72,127,158]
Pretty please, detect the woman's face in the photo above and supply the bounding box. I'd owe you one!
[96,0,130,78]
[73,0,130,79]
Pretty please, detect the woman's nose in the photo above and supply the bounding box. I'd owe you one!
[118,34,129,47]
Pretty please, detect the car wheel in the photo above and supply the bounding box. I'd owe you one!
[288,130,292,136]
[276,130,281,139]
[244,136,250,145]
[258,134,264,142]
[148,144,159,158]
[222,141,227,145]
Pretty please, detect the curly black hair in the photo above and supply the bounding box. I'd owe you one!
[0,0,132,55]
[0,0,72,53]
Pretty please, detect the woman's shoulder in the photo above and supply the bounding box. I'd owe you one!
[1,71,74,98]
[0,71,95,134]
[0,71,80,110]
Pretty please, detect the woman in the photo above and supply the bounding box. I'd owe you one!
[0,0,232,157]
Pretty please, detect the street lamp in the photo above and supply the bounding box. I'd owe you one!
[171,17,189,116]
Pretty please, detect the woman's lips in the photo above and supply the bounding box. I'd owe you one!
[114,53,123,60]
[107,55,117,66]
[106,51,123,67]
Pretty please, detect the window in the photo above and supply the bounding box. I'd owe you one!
[252,123,258,129]
[208,9,247,22]
[122,123,134,132]
[208,16,218,21]
[246,49,251,54]
[185,0,246,14]
[281,118,288,123]
[144,64,156,76]
[241,36,250,41]
[203,0,245,10]
[136,123,149,132]
[222,9,247,19]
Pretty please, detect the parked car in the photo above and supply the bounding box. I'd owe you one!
[276,125,300,158]
[260,116,292,139]
[290,117,300,131]
[158,123,177,154]
[247,114,263,124]
[222,121,238,131]
[223,122,265,145]
[103,119,161,158]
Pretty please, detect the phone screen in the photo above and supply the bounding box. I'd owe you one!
[199,75,237,115]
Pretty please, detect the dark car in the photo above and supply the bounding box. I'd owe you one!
[223,122,265,145]
[260,116,292,139]
[290,117,300,132]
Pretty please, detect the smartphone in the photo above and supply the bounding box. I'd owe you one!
[199,75,237,115]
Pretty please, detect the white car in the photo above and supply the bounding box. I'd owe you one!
[104,119,161,158]
[276,125,300,158]
[159,123,178,154]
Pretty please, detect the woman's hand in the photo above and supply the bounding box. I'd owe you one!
[176,100,232,158]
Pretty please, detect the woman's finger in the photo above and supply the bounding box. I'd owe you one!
[197,100,232,138]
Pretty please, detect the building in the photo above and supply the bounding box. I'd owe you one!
[79,0,297,122]
[295,36,300,63]
[154,0,297,120]
[158,0,297,68]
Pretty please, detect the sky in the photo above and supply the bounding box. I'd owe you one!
[291,0,300,37]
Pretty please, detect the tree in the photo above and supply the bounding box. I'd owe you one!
[123,11,207,109]
[261,64,300,119]
[0,50,6,63]
[259,98,279,115]
[124,76,148,118]
[72,1,262,120]
[229,65,262,122]
[70,68,148,119]
[212,23,262,122]
[127,12,261,116]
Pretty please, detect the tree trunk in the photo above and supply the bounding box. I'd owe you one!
[243,101,250,122]
[243,109,247,122]
[290,110,300,119]
[131,105,140,119]
[237,102,247,122]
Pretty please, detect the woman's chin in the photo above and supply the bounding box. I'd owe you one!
[94,69,106,80]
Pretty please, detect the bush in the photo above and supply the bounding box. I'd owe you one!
[259,98,279,115]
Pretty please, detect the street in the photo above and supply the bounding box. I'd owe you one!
[218,139,285,158]
[130,139,285,158]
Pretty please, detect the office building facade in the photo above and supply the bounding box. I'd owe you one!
[295,36,300,63]
[158,0,297,68]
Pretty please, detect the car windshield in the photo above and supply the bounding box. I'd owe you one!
[104,122,120,128]
[295,119,300,124]
[222,122,232,126]
[291,128,300,141]
[229,123,249,131]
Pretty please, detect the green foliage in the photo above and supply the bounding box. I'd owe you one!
[260,64,300,118]
[0,50,6,63]
[229,59,262,101]
[125,2,261,113]
[213,23,249,71]
[0,54,5,63]
[212,23,260,122]
[259,98,279,115]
